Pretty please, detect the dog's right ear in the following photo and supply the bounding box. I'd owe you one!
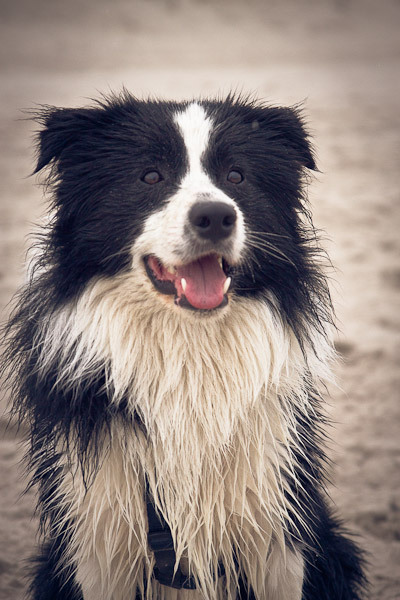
[33,106,94,173]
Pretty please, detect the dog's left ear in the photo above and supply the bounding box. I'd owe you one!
[262,106,317,170]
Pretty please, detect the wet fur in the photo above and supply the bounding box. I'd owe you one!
[3,92,365,599]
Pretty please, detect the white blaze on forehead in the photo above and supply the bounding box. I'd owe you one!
[133,101,246,268]
[174,102,213,177]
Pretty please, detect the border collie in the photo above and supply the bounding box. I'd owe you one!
[3,93,365,599]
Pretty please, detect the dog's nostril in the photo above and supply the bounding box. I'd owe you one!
[196,215,212,229]
[223,214,236,227]
[189,201,237,243]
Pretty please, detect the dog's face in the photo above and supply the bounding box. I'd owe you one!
[35,93,315,318]
[135,102,246,312]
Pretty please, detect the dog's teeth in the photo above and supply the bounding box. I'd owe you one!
[223,277,231,294]
[181,278,187,292]
[170,266,177,275]
[218,257,223,268]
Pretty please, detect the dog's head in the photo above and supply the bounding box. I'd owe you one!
[34,93,317,320]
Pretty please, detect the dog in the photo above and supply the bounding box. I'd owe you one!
[3,92,365,599]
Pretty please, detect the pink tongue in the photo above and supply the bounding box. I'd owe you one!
[176,255,227,310]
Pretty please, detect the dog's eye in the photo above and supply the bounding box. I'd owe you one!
[227,170,244,184]
[142,170,162,185]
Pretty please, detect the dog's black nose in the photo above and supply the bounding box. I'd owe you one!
[189,201,237,243]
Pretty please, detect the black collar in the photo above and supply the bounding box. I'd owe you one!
[146,484,197,589]
[146,483,225,590]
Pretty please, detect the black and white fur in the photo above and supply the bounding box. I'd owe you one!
[3,93,365,599]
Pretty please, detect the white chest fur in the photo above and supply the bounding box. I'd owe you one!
[37,273,330,599]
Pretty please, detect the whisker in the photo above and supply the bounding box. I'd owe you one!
[100,244,134,267]
[246,229,291,241]
[246,234,296,267]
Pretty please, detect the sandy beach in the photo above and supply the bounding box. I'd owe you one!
[0,0,399,597]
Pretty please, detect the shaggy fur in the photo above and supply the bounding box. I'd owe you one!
[3,92,365,599]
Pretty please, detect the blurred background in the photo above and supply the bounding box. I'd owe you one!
[0,0,399,598]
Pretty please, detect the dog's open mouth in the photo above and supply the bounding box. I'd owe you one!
[144,254,232,311]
